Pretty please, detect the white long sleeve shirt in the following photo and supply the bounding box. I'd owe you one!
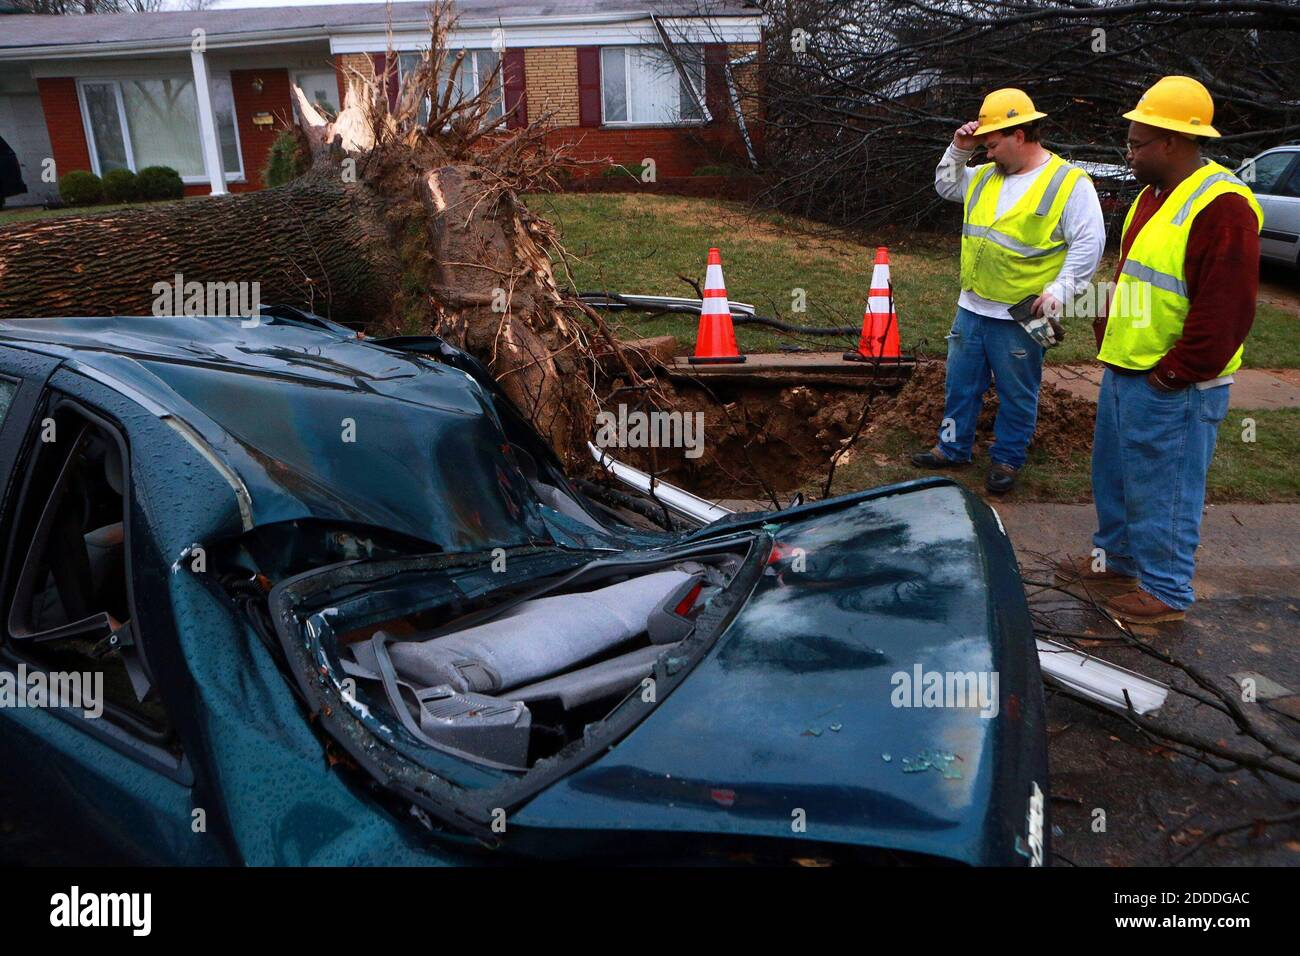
[935,143,1106,320]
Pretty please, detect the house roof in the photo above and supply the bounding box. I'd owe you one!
[0,2,759,54]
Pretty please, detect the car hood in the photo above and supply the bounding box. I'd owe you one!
[509,481,1046,865]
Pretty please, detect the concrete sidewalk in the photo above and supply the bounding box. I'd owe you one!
[1043,364,1300,409]
[998,500,1300,866]
[993,501,1300,599]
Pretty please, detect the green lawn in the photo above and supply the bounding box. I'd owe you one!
[525,192,1300,368]
[0,199,185,225]
[815,407,1300,504]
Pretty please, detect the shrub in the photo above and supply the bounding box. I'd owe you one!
[602,163,647,179]
[59,170,103,206]
[692,164,747,177]
[101,168,139,202]
[135,165,184,201]
[262,129,311,188]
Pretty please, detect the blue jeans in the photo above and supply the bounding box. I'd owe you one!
[937,307,1045,468]
[1091,369,1230,609]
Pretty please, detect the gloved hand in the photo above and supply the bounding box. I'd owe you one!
[1019,313,1064,348]
[1009,293,1066,349]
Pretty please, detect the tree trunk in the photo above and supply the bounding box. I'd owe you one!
[0,172,394,321]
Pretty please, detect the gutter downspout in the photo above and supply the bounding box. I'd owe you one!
[651,14,711,123]
[725,50,758,169]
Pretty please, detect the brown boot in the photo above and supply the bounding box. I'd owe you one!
[1053,554,1139,589]
[1103,589,1186,624]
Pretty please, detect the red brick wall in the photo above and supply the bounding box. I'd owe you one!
[36,49,752,196]
[335,55,348,109]
[230,68,293,190]
[547,126,747,178]
[37,77,92,177]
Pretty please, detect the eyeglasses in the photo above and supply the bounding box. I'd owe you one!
[1124,136,1165,154]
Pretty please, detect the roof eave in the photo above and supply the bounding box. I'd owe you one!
[0,11,764,62]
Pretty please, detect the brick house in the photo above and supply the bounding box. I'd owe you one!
[0,1,763,205]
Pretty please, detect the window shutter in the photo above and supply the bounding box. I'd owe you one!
[704,44,728,124]
[503,49,528,129]
[577,46,602,127]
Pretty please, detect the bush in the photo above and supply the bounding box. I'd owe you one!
[262,129,311,188]
[101,168,139,202]
[692,164,747,177]
[135,165,184,201]
[602,163,647,180]
[59,170,103,206]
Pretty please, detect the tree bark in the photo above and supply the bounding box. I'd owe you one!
[0,172,393,321]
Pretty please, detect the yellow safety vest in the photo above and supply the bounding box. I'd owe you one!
[1099,160,1262,376]
[959,152,1087,303]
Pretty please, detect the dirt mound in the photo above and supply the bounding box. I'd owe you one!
[870,360,1097,462]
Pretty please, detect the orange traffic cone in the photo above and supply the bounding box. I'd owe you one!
[845,246,902,362]
[689,247,746,364]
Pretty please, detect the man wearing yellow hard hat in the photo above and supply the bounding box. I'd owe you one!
[914,88,1105,494]
[1055,76,1262,624]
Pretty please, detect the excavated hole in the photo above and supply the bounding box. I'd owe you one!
[597,360,1099,500]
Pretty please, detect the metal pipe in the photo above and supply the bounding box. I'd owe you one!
[587,442,731,525]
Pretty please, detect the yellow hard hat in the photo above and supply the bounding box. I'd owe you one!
[1122,75,1220,137]
[973,88,1048,136]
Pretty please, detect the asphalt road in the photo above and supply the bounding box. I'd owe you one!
[1002,503,1300,866]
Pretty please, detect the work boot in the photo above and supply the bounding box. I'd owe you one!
[985,462,1018,494]
[1053,554,1139,590]
[911,445,969,469]
[1103,589,1186,624]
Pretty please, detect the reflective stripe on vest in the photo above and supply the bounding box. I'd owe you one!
[1120,258,1188,298]
[1099,160,1262,376]
[1035,162,1075,215]
[961,224,1062,258]
[959,153,1085,304]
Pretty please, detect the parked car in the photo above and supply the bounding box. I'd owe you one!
[1237,145,1300,268]
[0,307,1047,866]
[0,134,27,211]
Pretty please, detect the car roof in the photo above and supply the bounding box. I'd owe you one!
[0,314,552,550]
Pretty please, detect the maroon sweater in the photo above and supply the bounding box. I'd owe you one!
[1095,187,1260,387]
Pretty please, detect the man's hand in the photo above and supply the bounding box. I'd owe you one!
[1146,369,1184,392]
[1031,292,1062,319]
[953,121,981,151]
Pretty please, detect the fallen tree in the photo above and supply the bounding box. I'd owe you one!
[0,2,626,468]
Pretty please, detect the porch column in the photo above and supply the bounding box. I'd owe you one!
[190,47,228,196]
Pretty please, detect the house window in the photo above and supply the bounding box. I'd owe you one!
[293,70,340,116]
[397,50,503,125]
[601,46,705,125]
[79,76,243,183]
